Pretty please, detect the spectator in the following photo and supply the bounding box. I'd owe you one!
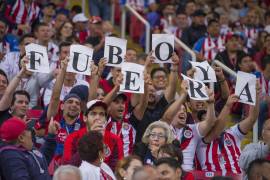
[155,157,182,180]
[54,21,76,45]
[115,155,143,180]
[53,12,68,35]
[181,9,207,48]
[42,41,89,106]
[63,99,124,170]
[53,165,82,180]
[239,119,270,180]
[78,131,116,180]
[32,2,56,30]
[4,0,40,36]
[247,159,270,180]
[196,86,260,175]
[193,19,225,61]
[72,13,89,44]
[162,81,216,171]
[0,33,35,81]
[133,121,174,165]
[125,48,137,63]
[0,18,19,61]
[214,0,239,23]
[34,23,59,69]
[254,34,270,70]
[130,53,179,143]
[0,69,8,100]
[0,117,59,180]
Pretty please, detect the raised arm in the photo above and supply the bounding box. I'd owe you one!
[204,94,239,143]
[47,57,68,120]
[214,66,230,100]
[238,81,260,134]
[88,58,107,101]
[132,71,151,120]
[102,73,123,105]
[0,56,27,111]
[162,80,188,124]
[197,88,217,137]
[164,52,179,103]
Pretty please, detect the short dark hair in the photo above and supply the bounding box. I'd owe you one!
[0,69,8,84]
[236,51,250,71]
[78,131,104,163]
[115,155,142,179]
[158,141,183,165]
[11,90,30,106]
[71,5,82,13]
[34,22,49,32]
[247,159,270,180]
[59,41,72,52]
[155,157,181,169]
[150,67,168,79]
[208,19,219,27]
[19,33,35,45]
[262,55,270,70]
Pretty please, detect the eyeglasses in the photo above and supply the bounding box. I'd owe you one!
[149,133,166,140]
[153,75,166,80]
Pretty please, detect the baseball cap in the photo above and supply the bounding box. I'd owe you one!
[191,9,206,17]
[70,85,89,102]
[72,13,88,23]
[86,100,107,114]
[0,117,27,142]
[63,93,81,103]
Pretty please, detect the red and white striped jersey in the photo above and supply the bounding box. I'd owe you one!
[202,36,225,60]
[259,73,270,96]
[106,117,136,157]
[171,124,202,171]
[196,124,245,175]
[6,0,40,35]
[244,27,258,49]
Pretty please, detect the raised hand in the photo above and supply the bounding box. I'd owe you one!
[225,94,239,108]
[205,87,215,104]
[181,80,189,94]
[60,56,69,70]
[47,117,60,135]
[97,58,107,76]
[115,73,124,86]
[171,52,180,66]
[145,51,155,72]
[214,65,225,81]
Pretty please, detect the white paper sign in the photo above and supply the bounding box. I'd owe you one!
[25,43,50,73]
[190,61,217,82]
[104,37,127,67]
[181,74,209,100]
[120,62,144,94]
[235,71,256,106]
[152,34,174,63]
[67,45,93,75]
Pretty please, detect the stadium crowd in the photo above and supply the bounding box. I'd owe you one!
[0,0,270,179]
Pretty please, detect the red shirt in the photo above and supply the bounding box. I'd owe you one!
[63,128,124,170]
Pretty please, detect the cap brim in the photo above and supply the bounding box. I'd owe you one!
[88,101,107,111]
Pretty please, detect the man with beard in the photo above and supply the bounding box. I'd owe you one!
[162,80,216,171]
[130,52,179,143]
[44,56,85,174]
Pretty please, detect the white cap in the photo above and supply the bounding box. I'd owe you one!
[86,100,107,111]
[72,13,88,23]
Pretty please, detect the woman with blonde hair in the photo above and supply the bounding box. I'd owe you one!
[133,121,174,165]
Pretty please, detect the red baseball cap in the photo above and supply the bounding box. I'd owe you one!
[0,117,27,142]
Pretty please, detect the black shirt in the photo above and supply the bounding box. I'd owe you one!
[130,96,169,143]
[0,109,12,126]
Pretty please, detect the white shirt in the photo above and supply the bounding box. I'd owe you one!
[79,161,116,180]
